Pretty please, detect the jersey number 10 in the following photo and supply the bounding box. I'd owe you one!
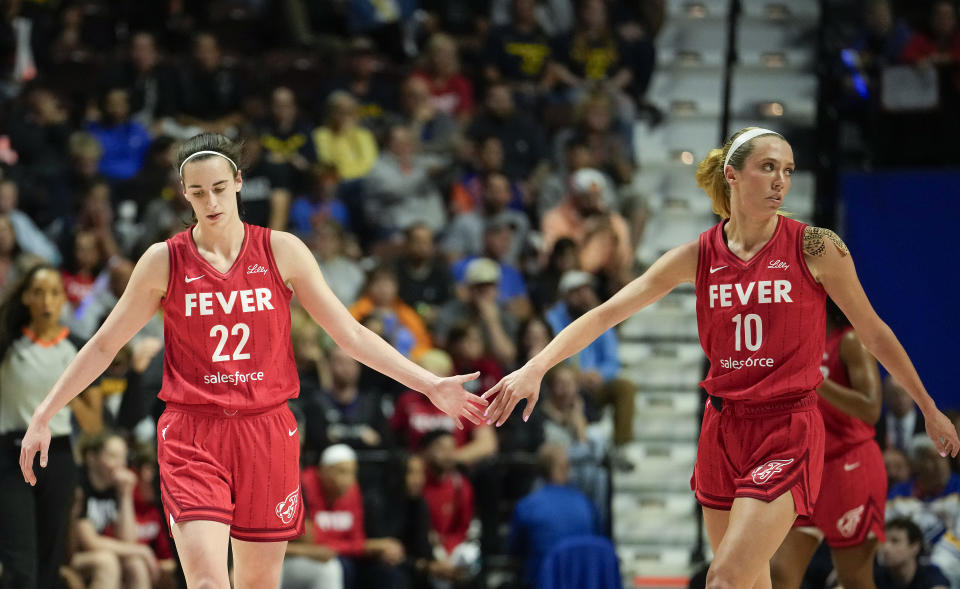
[731,313,763,352]
[210,323,251,362]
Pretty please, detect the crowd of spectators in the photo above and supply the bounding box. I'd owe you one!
[0,1,663,588]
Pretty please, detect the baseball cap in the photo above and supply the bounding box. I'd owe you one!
[558,270,595,295]
[321,444,357,466]
[465,257,501,285]
[571,168,607,194]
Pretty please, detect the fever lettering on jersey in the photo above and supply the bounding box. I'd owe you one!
[159,223,300,409]
[695,217,826,402]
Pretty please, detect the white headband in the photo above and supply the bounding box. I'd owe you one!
[723,128,782,170]
[179,150,238,179]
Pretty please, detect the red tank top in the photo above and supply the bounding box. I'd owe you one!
[819,325,876,458]
[159,223,299,409]
[695,216,826,401]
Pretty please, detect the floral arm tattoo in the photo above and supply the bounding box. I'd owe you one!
[803,226,850,257]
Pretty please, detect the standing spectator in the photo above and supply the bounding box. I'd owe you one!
[434,258,520,368]
[483,0,554,102]
[420,430,479,579]
[350,265,433,359]
[394,75,461,165]
[0,265,82,589]
[878,375,928,453]
[508,443,600,588]
[309,220,365,307]
[101,31,180,129]
[313,91,378,181]
[546,271,635,455]
[258,86,315,192]
[467,83,550,186]
[324,37,398,136]
[876,518,950,589]
[541,168,633,290]
[85,88,151,184]
[75,431,158,589]
[175,32,244,135]
[412,34,475,123]
[394,223,456,328]
[362,125,447,239]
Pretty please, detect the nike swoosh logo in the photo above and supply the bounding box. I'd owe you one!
[185,275,205,283]
[709,266,728,274]
[843,462,860,472]
[288,428,298,437]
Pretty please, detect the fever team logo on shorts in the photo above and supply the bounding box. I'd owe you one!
[836,504,865,538]
[751,458,795,484]
[276,487,300,525]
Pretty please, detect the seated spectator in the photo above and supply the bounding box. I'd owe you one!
[0,180,61,265]
[508,443,600,588]
[540,365,610,524]
[877,375,927,453]
[449,136,525,215]
[553,91,634,187]
[257,86,315,193]
[420,431,480,580]
[466,83,550,186]
[448,320,505,395]
[527,237,579,313]
[411,34,475,123]
[362,125,447,240]
[85,88,151,182]
[483,0,554,105]
[444,172,531,266]
[888,437,960,546]
[901,1,960,99]
[538,137,618,218]
[238,133,292,230]
[289,165,351,236]
[840,0,912,109]
[876,518,950,589]
[450,215,533,319]
[286,444,406,589]
[392,350,498,466]
[490,0,574,39]
[546,271,635,455]
[323,37,398,137]
[129,444,177,587]
[59,486,125,589]
[541,169,633,290]
[394,75,461,166]
[174,32,244,136]
[75,431,159,589]
[0,213,44,296]
[393,223,456,328]
[101,31,180,129]
[313,91,379,181]
[434,258,520,367]
[885,446,913,489]
[6,86,71,193]
[60,229,111,309]
[350,266,433,359]
[309,220,365,307]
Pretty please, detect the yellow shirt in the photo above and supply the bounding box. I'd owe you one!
[313,125,378,180]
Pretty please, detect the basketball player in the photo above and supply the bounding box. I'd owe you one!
[769,300,885,589]
[19,132,487,589]
[481,127,959,589]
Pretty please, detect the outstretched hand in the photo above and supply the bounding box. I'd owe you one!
[20,416,51,486]
[925,408,960,458]
[481,365,545,427]
[426,372,488,430]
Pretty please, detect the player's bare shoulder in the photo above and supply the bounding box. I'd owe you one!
[138,241,172,296]
[268,230,313,286]
[802,226,849,258]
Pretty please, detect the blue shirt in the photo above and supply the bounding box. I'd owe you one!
[508,484,599,585]
[546,302,620,381]
[87,121,151,180]
[289,197,351,235]
[452,256,527,303]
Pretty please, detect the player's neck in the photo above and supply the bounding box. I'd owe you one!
[724,211,778,253]
[192,218,245,259]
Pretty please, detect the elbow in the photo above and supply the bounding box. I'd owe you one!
[330,321,365,358]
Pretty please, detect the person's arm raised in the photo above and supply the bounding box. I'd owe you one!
[21,243,169,484]
[271,231,486,428]
[482,240,698,426]
[804,226,959,457]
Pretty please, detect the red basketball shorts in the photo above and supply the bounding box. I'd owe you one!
[691,392,825,518]
[157,402,305,542]
[794,440,887,547]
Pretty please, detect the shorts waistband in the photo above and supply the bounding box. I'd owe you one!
[164,402,287,418]
[709,391,818,417]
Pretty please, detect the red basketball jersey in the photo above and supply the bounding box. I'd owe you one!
[695,216,826,401]
[819,326,876,458]
[159,223,299,409]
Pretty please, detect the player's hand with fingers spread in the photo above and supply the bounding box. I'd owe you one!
[481,363,545,427]
[924,408,960,458]
[19,415,51,486]
[425,372,488,430]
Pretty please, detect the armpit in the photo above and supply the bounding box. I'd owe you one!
[803,226,849,257]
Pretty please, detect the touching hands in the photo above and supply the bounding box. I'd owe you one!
[426,372,488,430]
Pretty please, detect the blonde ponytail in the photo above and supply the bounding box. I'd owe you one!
[696,147,731,218]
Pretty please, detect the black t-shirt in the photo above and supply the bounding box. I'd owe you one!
[875,563,950,589]
[484,25,553,82]
[240,159,289,227]
[394,258,455,312]
[553,32,627,81]
[302,389,393,455]
[102,62,180,120]
[467,112,547,180]
[177,65,243,120]
[322,77,398,132]
[79,470,120,536]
